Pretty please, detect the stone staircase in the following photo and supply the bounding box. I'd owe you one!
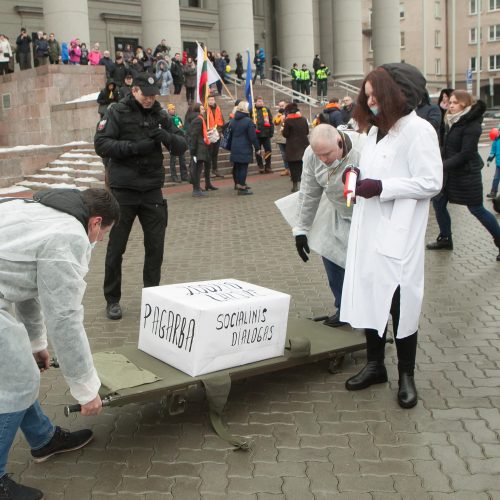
[11,78,339,192]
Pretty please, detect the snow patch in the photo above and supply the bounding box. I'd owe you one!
[65,92,100,104]
[0,185,32,195]
[0,141,91,154]
[16,181,86,190]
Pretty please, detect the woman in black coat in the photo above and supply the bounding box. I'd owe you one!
[282,103,310,192]
[229,101,259,195]
[427,90,500,261]
[188,103,218,197]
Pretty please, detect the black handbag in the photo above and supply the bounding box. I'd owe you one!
[220,121,233,150]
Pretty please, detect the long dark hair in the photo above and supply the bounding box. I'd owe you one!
[353,67,408,133]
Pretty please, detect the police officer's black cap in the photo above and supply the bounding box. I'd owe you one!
[133,73,160,96]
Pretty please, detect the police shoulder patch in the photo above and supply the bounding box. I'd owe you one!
[97,119,107,131]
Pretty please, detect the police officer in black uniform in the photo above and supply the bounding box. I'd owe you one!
[94,73,186,320]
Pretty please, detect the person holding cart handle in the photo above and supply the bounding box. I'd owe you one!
[0,188,120,500]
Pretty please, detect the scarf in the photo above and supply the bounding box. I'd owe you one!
[207,105,224,128]
[199,114,210,145]
[445,106,471,128]
[258,106,271,126]
[285,113,301,120]
[325,102,340,110]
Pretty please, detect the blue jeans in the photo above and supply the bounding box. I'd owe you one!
[277,143,289,169]
[492,165,500,193]
[322,257,345,310]
[433,192,500,240]
[0,401,54,476]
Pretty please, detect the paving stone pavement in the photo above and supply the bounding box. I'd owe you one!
[8,154,500,499]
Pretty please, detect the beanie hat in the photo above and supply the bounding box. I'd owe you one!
[380,62,427,110]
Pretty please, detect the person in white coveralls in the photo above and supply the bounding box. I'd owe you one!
[0,188,119,500]
[340,63,443,409]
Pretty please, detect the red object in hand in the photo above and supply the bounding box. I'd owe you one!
[489,128,500,141]
[343,166,359,207]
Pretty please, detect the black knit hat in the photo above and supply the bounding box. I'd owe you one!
[380,63,427,110]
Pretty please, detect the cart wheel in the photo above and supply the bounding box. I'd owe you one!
[328,355,345,374]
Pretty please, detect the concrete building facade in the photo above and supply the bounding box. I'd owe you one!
[2,0,500,102]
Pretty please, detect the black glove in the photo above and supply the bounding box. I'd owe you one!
[130,138,156,156]
[295,235,310,263]
[149,128,170,145]
[487,156,494,163]
[356,178,382,199]
[342,166,360,184]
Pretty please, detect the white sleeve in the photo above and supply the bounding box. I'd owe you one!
[380,125,443,201]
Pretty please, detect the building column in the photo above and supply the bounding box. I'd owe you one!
[276,0,315,70]
[43,0,90,45]
[372,0,401,66]
[332,0,363,80]
[313,0,321,58]
[142,0,182,56]
[319,0,334,71]
[218,0,255,62]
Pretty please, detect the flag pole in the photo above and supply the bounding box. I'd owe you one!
[204,45,210,129]
[219,78,234,101]
[248,50,256,124]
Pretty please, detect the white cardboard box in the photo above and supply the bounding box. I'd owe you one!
[138,279,291,377]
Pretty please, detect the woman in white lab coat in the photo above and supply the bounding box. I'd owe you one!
[339,63,443,408]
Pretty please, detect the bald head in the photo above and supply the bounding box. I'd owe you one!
[309,124,343,165]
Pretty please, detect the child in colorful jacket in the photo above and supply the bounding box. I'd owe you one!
[487,128,500,198]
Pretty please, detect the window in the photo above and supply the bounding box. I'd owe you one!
[400,31,405,48]
[435,59,442,75]
[470,27,482,43]
[179,0,200,7]
[490,24,500,40]
[470,56,483,71]
[400,3,405,18]
[470,27,477,43]
[489,0,500,10]
[435,0,441,18]
[470,0,479,14]
[489,54,500,70]
[435,30,441,47]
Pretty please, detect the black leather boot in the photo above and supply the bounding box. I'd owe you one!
[345,361,388,391]
[398,372,418,408]
[426,235,453,250]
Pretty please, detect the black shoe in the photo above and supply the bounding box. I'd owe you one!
[487,191,497,199]
[106,302,122,320]
[323,311,348,328]
[426,235,453,250]
[31,427,93,463]
[0,474,44,500]
[345,361,388,391]
[206,185,219,191]
[398,373,418,408]
[237,188,253,195]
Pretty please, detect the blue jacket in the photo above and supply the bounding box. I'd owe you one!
[489,137,500,166]
[229,111,259,163]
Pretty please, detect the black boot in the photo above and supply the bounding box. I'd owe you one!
[426,235,453,250]
[398,373,418,408]
[486,191,498,199]
[345,329,388,391]
[495,238,500,262]
[0,474,44,499]
[345,361,388,390]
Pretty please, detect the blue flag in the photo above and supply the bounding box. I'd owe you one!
[245,49,252,112]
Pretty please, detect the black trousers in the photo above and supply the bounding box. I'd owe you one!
[104,201,168,304]
[365,286,418,375]
[186,87,195,103]
[191,159,204,190]
[209,140,220,173]
[173,82,182,94]
[288,160,303,183]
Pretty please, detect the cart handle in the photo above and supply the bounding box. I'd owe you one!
[64,399,111,417]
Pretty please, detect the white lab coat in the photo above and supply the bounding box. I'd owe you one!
[340,112,443,338]
[0,200,100,413]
